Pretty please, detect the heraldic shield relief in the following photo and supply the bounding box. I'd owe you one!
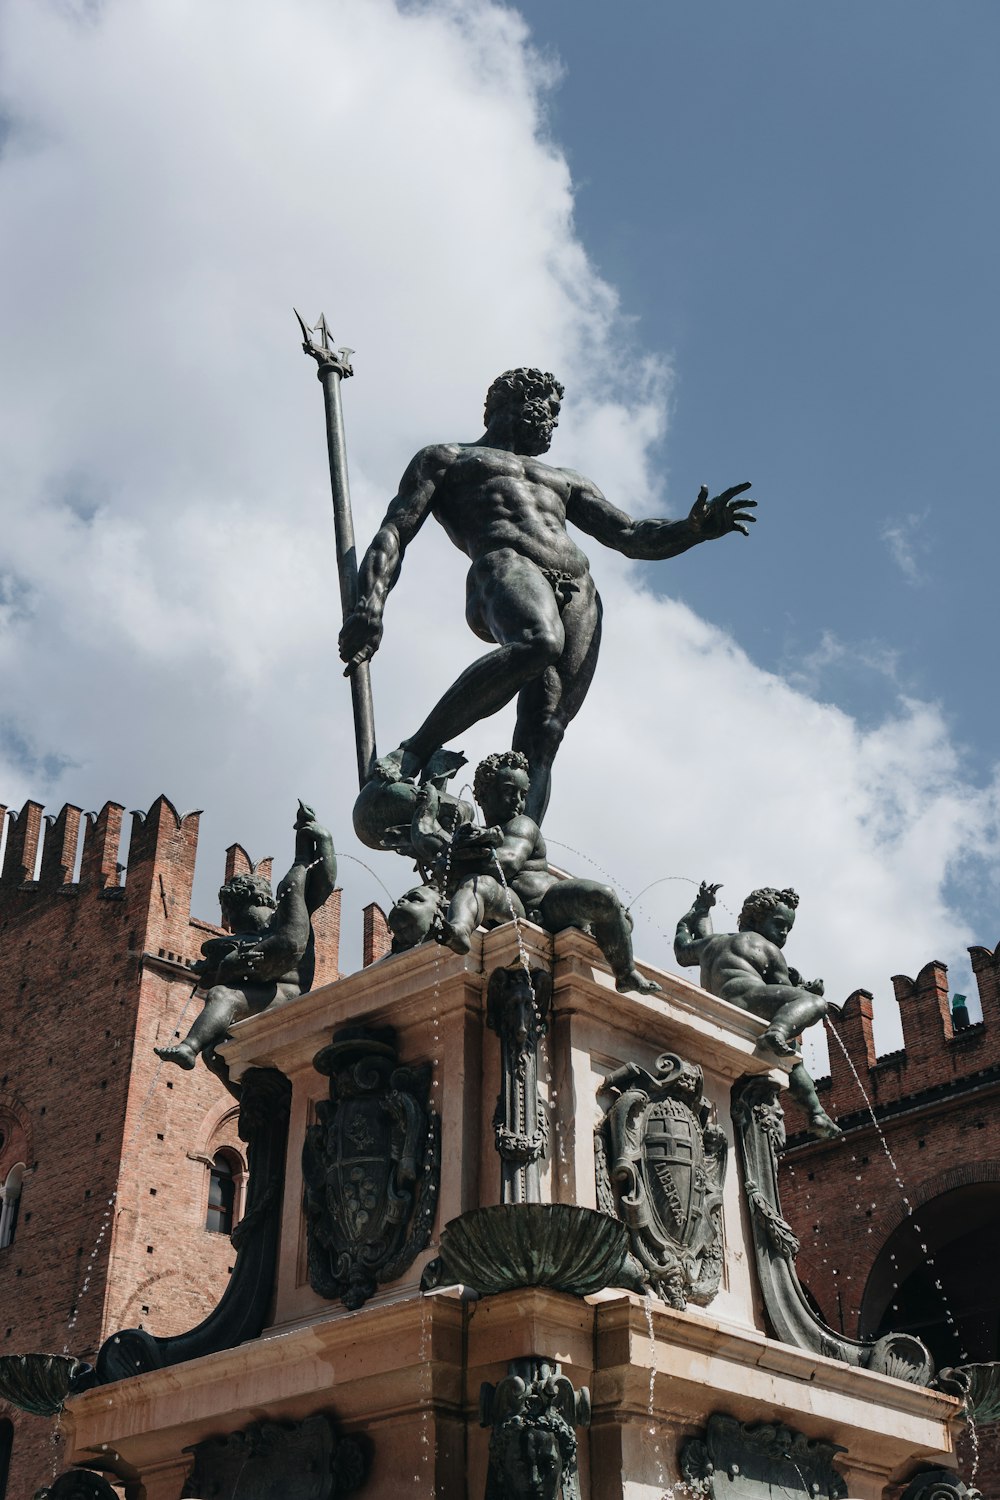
[302,1024,440,1311]
[596,1053,727,1309]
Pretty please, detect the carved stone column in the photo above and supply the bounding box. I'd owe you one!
[486,966,551,1204]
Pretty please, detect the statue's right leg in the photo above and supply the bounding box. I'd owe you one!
[399,551,565,776]
[154,985,246,1069]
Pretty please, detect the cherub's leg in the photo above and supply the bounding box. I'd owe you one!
[539,879,661,996]
[155,985,247,1070]
[441,878,488,955]
[789,1061,842,1140]
[759,988,827,1057]
[514,581,602,824]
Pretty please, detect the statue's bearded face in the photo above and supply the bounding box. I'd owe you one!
[506,392,561,455]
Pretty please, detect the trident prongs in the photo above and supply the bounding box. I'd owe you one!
[294,309,354,379]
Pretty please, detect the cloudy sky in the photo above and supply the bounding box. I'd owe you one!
[1,0,998,1072]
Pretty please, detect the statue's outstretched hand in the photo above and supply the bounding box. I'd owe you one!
[338,603,384,674]
[689,482,756,540]
[695,880,721,911]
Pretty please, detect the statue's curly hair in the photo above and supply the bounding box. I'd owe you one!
[484,367,564,426]
[473,750,531,811]
[738,886,799,933]
[488,1407,577,1493]
[218,871,276,916]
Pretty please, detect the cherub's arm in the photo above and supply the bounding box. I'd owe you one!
[567,475,756,560]
[338,445,455,671]
[674,881,722,967]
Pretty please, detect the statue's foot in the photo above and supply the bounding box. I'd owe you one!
[154,1041,197,1071]
[807,1111,843,1140]
[397,740,426,782]
[440,920,472,955]
[758,1026,798,1059]
[616,969,662,996]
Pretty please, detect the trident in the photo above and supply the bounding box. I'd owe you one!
[295,311,376,789]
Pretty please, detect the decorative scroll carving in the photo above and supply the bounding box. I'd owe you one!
[95,1067,291,1382]
[183,1413,368,1500]
[480,1358,590,1500]
[302,1025,440,1310]
[596,1053,726,1309]
[732,1075,933,1384]
[899,1470,982,1500]
[486,965,551,1204]
[681,1414,847,1498]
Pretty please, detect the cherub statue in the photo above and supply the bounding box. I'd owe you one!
[155,803,336,1071]
[392,749,660,996]
[673,882,840,1140]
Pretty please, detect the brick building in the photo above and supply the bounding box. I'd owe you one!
[0,794,341,1499]
[2,788,994,1497]
[781,947,1000,1492]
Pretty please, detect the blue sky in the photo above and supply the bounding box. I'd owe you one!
[0,0,998,1063]
[527,0,999,750]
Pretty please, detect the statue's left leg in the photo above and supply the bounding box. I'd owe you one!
[788,1060,842,1139]
[514,581,602,824]
[758,987,828,1057]
[538,880,661,996]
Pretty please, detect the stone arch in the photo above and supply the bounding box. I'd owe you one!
[0,1094,32,1181]
[193,1103,246,1228]
[859,1163,1000,1368]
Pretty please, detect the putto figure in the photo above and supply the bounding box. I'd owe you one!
[673,882,840,1140]
[398,749,659,997]
[339,367,756,822]
[155,804,336,1071]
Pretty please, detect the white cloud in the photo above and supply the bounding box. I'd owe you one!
[1,0,997,1084]
[881,510,930,586]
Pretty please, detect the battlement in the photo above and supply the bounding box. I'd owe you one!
[0,793,341,978]
[794,943,1000,1133]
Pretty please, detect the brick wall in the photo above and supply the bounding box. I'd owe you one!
[780,944,1000,1497]
[0,793,341,1498]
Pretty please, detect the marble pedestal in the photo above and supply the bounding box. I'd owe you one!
[63,927,961,1498]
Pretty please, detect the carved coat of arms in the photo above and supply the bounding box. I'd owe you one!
[302,1025,440,1311]
[596,1052,727,1309]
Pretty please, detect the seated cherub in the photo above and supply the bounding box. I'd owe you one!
[399,750,659,996]
[154,803,336,1071]
[674,882,840,1139]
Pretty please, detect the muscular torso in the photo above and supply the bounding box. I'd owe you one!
[428,444,592,578]
[698,931,789,1009]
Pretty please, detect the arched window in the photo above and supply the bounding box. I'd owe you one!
[0,1417,13,1500]
[205,1152,236,1234]
[0,1164,25,1250]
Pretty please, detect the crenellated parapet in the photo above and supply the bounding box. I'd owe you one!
[0,791,341,980]
[786,942,1000,1139]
